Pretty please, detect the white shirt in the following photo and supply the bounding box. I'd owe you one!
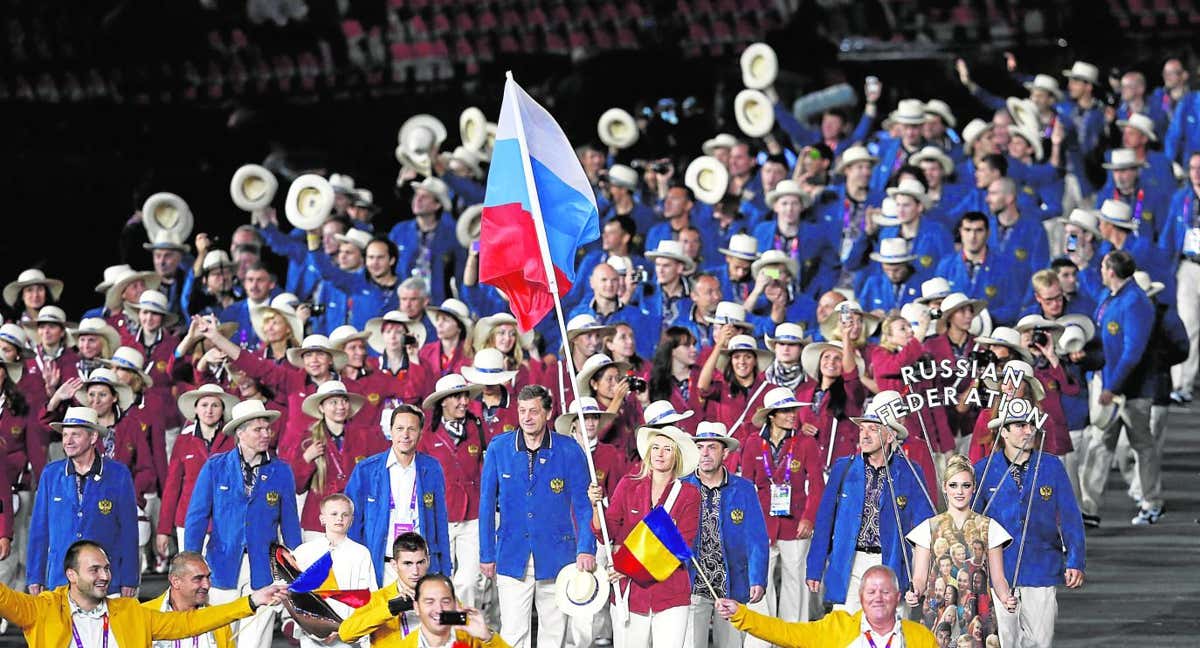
[293,536,379,648]
[385,451,420,555]
[848,614,905,648]
[151,596,217,648]
[68,597,120,648]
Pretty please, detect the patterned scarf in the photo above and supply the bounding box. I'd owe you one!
[765,360,804,390]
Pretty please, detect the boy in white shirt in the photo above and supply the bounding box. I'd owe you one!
[292,493,379,647]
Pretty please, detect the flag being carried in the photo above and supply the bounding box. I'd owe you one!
[480,73,601,331]
[611,506,695,587]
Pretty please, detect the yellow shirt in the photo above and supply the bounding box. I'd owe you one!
[339,581,408,647]
[141,591,235,648]
[0,584,252,648]
[731,605,938,648]
[395,627,510,648]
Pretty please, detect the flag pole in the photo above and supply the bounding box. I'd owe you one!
[503,71,614,554]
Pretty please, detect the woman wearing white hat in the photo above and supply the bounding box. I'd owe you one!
[460,348,522,442]
[603,321,651,381]
[796,333,868,473]
[741,386,824,626]
[647,327,701,434]
[696,327,775,463]
[420,298,474,378]
[0,349,29,576]
[249,293,304,362]
[287,381,384,538]
[104,346,177,498]
[156,384,240,557]
[352,311,434,424]
[588,425,700,648]
[126,289,182,388]
[925,293,987,449]
[24,306,77,392]
[3,268,63,324]
[473,312,538,394]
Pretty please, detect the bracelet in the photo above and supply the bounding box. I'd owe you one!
[247,595,260,612]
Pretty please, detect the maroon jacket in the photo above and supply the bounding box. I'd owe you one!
[699,372,775,470]
[282,419,389,532]
[795,369,867,470]
[356,360,435,426]
[233,352,359,449]
[417,341,469,379]
[740,430,825,543]
[923,333,979,439]
[418,419,486,522]
[123,390,172,492]
[0,406,37,490]
[870,339,956,454]
[469,390,521,443]
[157,425,236,531]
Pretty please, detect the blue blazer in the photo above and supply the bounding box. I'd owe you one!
[681,473,769,603]
[259,224,323,300]
[478,431,597,580]
[309,251,399,332]
[1164,90,1200,164]
[344,451,452,586]
[1094,278,1154,396]
[27,458,139,589]
[936,250,1023,325]
[389,214,463,305]
[973,452,1085,587]
[807,453,933,604]
[184,450,302,590]
[1157,186,1200,263]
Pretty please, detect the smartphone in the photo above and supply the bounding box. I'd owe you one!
[471,240,480,253]
[762,268,782,280]
[439,610,469,626]
[1065,233,1078,252]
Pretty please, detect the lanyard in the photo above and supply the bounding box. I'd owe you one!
[864,629,894,648]
[760,436,795,484]
[401,612,410,636]
[1115,187,1145,223]
[70,614,108,648]
[175,634,201,648]
[390,474,419,519]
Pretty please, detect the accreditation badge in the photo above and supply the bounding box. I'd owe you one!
[1184,228,1200,256]
[769,484,792,516]
[550,478,565,494]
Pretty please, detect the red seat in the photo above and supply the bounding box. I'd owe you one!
[477,10,498,31]
[528,6,548,27]
[501,8,522,30]
[390,42,414,61]
[413,40,434,59]
[432,13,451,34]
[454,36,475,60]
[592,25,613,49]
[455,11,474,32]
[341,19,364,40]
[408,15,428,36]
[567,29,590,50]
[616,26,637,48]
[711,18,732,42]
[499,32,520,54]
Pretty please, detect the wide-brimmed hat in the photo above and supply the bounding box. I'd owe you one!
[460,107,489,151]
[961,119,994,155]
[707,301,754,330]
[410,176,452,212]
[286,335,349,371]
[718,334,773,372]
[3,269,64,307]
[916,277,952,304]
[0,324,33,359]
[74,368,135,411]
[752,387,809,427]
[636,425,699,477]
[1055,208,1102,238]
[230,164,278,212]
[1088,373,1125,431]
[1015,315,1064,350]
[565,314,615,344]
[645,240,697,272]
[333,228,372,252]
[95,264,132,293]
[103,266,159,312]
[923,99,957,128]
[684,156,730,206]
[329,173,356,195]
[441,147,485,180]
[734,88,776,138]
[701,133,738,156]
[818,300,882,342]
[1008,124,1044,161]
[178,384,240,421]
[643,400,694,427]
[597,108,639,150]
[554,397,617,436]
[425,298,473,338]
[764,322,808,351]
[890,99,927,126]
[301,380,366,419]
[1056,314,1096,353]
[128,290,179,326]
[24,306,78,346]
[801,341,864,381]
[102,346,155,388]
[221,399,282,436]
[352,188,379,213]
[1102,148,1148,171]
[718,233,760,261]
[329,325,371,351]
[284,174,335,230]
[576,354,631,397]
[200,250,237,275]
[1116,113,1157,142]
[1097,199,1138,230]
[365,310,427,352]
[605,164,639,192]
[1062,61,1099,85]
[975,326,1033,363]
[909,146,955,176]
[983,359,1045,401]
[555,563,611,619]
[50,406,108,436]
[141,192,194,242]
[885,178,931,208]
[251,293,304,345]
[969,308,994,338]
[740,42,778,90]
[74,318,120,357]
[766,179,811,210]
[850,389,909,438]
[455,204,484,248]
[400,114,448,151]
[1133,270,1164,298]
[751,249,800,281]
[835,145,878,174]
[473,312,524,351]
[462,348,518,386]
[870,238,918,265]
[986,398,1042,431]
[938,292,986,320]
[421,374,484,410]
[694,421,740,451]
[142,229,191,254]
[1023,74,1063,100]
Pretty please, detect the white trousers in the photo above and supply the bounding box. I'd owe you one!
[568,545,611,648]
[1172,260,1200,394]
[687,594,744,648]
[450,519,482,609]
[624,605,690,648]
[993,585,1057,648]
[497,556,565,648]
[744,537,811,648]
[1061,428,1087,508]
[832,551,882,614]
[209,554,276,648]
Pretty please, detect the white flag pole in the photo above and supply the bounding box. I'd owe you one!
[503,71,614,554]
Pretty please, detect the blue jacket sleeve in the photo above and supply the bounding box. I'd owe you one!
[25,469,50,586]
[260,225,309,264]
[115,467,139,589]
[806,459,847,581]
[309,250,368,296]
[969,83,1008,113]
[1050,459,1085,572]
[846,111,874,148]
[427,462,453,576]
[1165,97,1188,164]
[442,174,486,206]
[184,460,214,552]
[774,102,817,148]
[478,445,499,564]
[567,444,598,557]
[279,468,302,548]
[344,466,366,545]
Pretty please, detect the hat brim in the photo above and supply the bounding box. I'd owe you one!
[716,347,774,373]
[129,303,180,327]
[751,400,807,428]
[635,426,699,477]
[1115,119,1157,142]
[554,564,611,619]
[1023,81,1063,100]
[835,154,879,174]
[693,433,741,452]
[301,391,367,420]
[424,307,473,339]
[286,346,349,372]
[848,415,908,439]
[331,330,372,350]
[717,247,759,261]
[645,250,697,273]
[751,256,800,281]
[2,278,64,307]
[75,381,135,412]
[49,420,108,436]
[553,410,617,436]
[576,359,632,397]
[869,252,918,265]
[461,365,518,386]
[818,310,882,344]
[104,272,160,312]
[421,384,484,410]
[178,388,240,421]
[74,327,121,357]
[221,409,282,436]
[1097,214,1139,230]
[365,316,427,353]
[473,313,519,351]
[99,358,155,389]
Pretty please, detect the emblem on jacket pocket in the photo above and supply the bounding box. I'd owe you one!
[731,509,744,525]
[985,285,997,298]
[596,470,606,482]
[789,459,801,472]
[423,493,435,508]
[896,495,907,510]
[468,444,481,456]
[98,499,113,515]
[367,393,381,405]
[550,478,565,494]
[1039,485,1053,500]
[1107,321,1119,335]
[266,491,280,506]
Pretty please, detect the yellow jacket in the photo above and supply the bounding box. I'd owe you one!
[395,627,509,648]
[731,605,937,648]
[339,581,405,647]
[0,584,253,648]
[141,591,235,648]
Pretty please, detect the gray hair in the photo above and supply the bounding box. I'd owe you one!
[858,565,901,595]
[398,277,428,295]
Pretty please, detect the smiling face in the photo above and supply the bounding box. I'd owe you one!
[319,394,351,423]
[302,350,333,379]
[342,339,367,369]
[390,411,422,455]
[859,569,901,629]
[730,349,757,379]
[86,384,117,416]
[194,395,226,427]
[440,392,469,421]
[169,557,212,609]
[67,546,112,605]
[21,284,46,311]
[943,469,975,512]
[606,325,636,361]
[517,396,549,435]
[61,425,99,460]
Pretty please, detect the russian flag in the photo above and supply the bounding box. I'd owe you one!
[611,506,694,587]
[480,74,601,331]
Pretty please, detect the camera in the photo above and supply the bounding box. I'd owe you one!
[301,301,326,316]
[929,307,942,320]
[1032,330,1050,348]
[387,595,414,616]
[625,370,647,392]
[970,347,998,366]
[403,334,418,347]
[1065,233,1079,253]
[652,162,671,175]
[438,610,469,626]
[838,303,854,325]
[632,265,649,284]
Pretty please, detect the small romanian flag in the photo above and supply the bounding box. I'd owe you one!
[290,551,372,608]
[611,506,693,587]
